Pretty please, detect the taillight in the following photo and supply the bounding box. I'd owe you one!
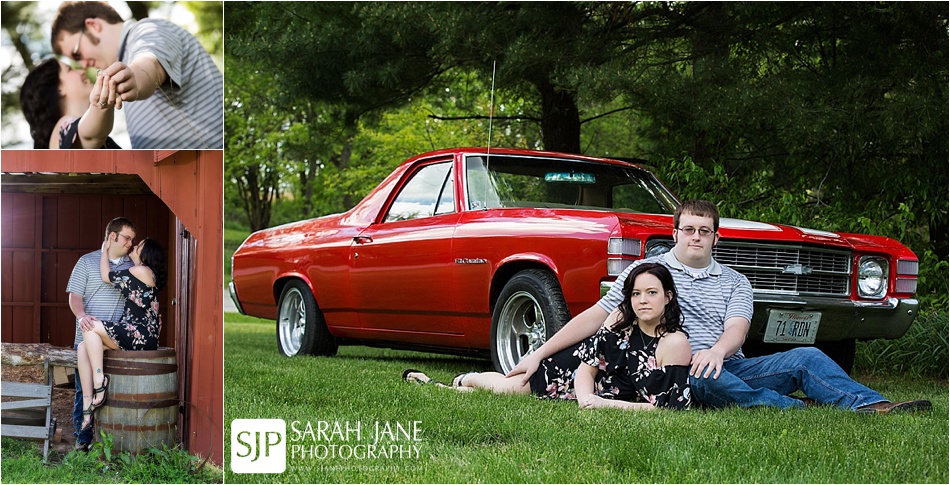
[607,237,641,276]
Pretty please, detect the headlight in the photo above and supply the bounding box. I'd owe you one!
[857,257,888,298]
[645,241,674,259]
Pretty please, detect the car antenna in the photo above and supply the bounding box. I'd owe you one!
[484,60,496,210]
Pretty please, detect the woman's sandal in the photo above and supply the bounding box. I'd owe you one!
[452,372,477,388]
[79,405,96,433]
[90,375,110,409]
[402,369,446,386]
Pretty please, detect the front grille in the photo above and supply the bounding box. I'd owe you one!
[713,243,852,296]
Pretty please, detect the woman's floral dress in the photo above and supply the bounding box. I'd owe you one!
[101,269,161,350]
[57,117,122,149]
[527,324,692,409]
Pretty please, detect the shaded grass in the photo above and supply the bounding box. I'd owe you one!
[225,314,949,483]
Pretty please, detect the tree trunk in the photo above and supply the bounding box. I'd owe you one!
[236,163,279,232]
[930,219,948,261]
[301,158,318,217]
[331,116,358,210]
[3,26,34,71]
[534,78,582,154]
[339,139,354,210]
[688,2,731,166]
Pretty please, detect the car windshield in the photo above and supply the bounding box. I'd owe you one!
[465,154,678,214]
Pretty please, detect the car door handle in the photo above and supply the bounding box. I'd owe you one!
[353,235,373,244]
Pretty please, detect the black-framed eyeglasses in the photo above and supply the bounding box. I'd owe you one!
[116,233,135,245]
[71,26,85,61]
[677,226,715,237]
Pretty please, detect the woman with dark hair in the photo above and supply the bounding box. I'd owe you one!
[19,58,121,149]
[75,235,166,432]
[573,262,692,410]
[404,263,693,410]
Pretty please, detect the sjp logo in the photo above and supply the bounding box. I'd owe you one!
[231,419,286,473]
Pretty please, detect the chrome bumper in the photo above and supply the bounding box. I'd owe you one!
[228,281,246,315]
[600,282,919,342]
[748,295,919,342]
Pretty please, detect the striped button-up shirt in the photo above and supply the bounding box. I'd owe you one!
[118,19,224,149]
[65,250,134,346]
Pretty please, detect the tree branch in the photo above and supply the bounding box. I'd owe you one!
[580,105,638,125]
[427,114,542,122]
[278,4,313,23]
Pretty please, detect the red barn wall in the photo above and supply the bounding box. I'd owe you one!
[0,149,223,466]
[1,191,172,346]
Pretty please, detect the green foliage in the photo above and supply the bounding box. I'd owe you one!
[856,310,950,379]
[624,2,948,305]
[181,2,223,57]
[224,227,250,283]
[0,437,56,481]
[1,434,222,483]
[224,315,948,483]
[96,429,114,463]
[225,60,546,230]
[121,444,204,483]
[61,438,108,473]
[654,154,948,310]
[1,1,45,138]
[223,1,947,308]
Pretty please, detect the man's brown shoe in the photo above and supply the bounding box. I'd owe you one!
[856,400,932,414]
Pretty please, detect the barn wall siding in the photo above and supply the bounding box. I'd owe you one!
[0,149,223,466]
[1,191,172,346]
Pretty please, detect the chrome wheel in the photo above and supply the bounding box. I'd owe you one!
[277,286,306,356]
[495,291,548,375]
[491,269,570,373]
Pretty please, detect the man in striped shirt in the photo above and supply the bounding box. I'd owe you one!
[510,200,931,414]
[52,1,223,149]
[66,217,135,451]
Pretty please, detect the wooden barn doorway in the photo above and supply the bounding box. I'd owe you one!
[1,172,191,445]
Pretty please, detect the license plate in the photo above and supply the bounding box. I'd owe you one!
[763,310,821,344]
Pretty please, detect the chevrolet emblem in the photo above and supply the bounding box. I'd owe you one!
[782,264,814,275]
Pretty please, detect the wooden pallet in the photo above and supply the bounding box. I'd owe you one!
[2,360,56,461]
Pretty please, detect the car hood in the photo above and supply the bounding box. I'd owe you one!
[239,208,905,255]
[239,212,350,251]
[614,212,893,251]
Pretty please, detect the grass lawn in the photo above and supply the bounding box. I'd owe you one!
[224,313,949,483]
[0,436,223,483]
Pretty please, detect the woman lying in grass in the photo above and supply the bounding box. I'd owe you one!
[404,263,693,410]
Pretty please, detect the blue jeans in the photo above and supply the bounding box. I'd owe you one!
[689,347,887,410]
[73,345,94,444]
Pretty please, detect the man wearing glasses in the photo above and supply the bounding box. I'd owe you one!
[65,217,136,451]
[509,200,931,414]
[50,1,223,149]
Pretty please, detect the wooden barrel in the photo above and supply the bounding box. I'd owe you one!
[98,348,178,453]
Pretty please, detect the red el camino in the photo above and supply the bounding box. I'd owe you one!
[230,148,920,373]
